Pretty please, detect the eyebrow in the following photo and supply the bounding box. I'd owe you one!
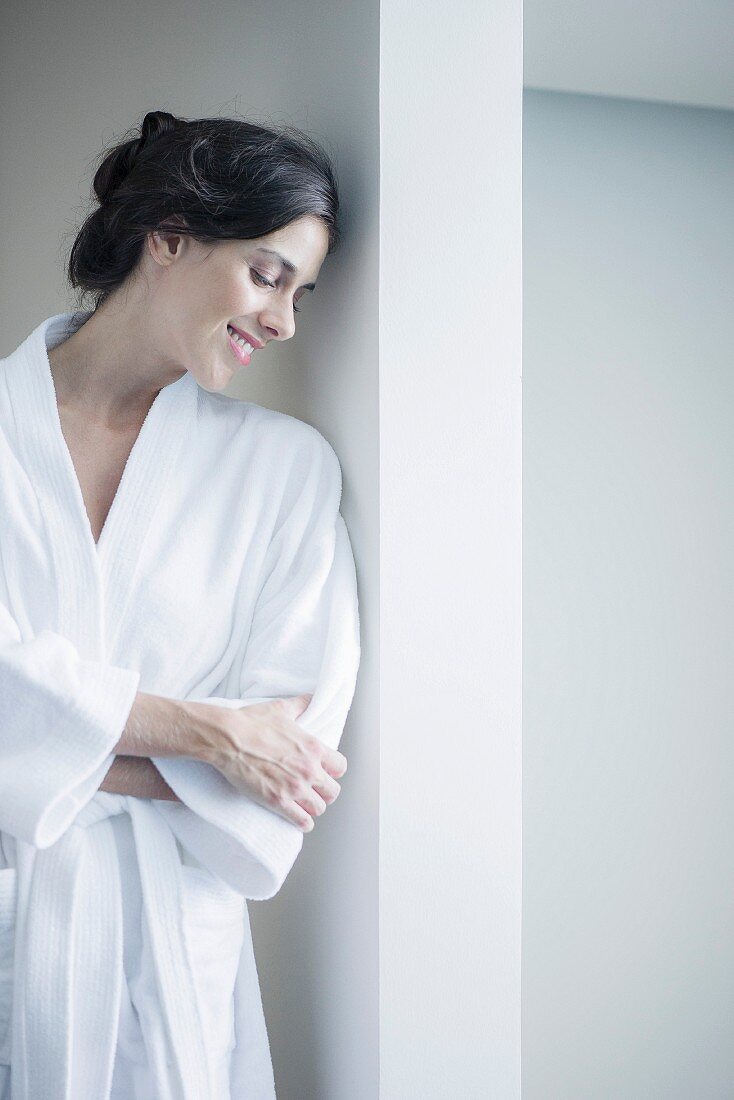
[254,248,316,291]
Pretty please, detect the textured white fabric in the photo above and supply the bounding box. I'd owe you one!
[0,310,361,1098]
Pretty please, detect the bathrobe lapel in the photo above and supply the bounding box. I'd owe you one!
[5,311,198,656]
[3,313,213,1098]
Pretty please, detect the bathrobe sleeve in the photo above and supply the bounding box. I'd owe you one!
[0,604,141,848]
[152,429,361,900]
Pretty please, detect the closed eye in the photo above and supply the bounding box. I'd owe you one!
[251,268,301,312]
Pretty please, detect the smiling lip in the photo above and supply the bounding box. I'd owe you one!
[228,331,252,366]
[228,324,264,349]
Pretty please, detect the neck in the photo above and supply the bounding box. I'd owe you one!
[48,300,185,428]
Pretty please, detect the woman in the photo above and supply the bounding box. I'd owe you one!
[0,110,361,1099]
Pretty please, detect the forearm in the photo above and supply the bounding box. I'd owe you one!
[113,692,226,761]
[99,755,181,801]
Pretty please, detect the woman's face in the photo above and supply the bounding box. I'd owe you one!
[147,214,330,391]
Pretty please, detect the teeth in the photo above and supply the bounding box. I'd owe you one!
[227,326,254,354]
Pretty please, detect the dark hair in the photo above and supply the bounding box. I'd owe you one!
[66,109,341,312]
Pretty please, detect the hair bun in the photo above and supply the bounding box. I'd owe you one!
[138,110,182,148]
[94,110,183,204]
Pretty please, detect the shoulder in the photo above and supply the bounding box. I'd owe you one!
[198,389,342,487]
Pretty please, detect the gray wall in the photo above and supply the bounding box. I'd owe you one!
[0,2,378,1097]
[523,89,734,1097]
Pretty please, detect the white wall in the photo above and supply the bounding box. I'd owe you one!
[0,2,378,1096]
[523,89,734,1097]
[380,2,523,1096]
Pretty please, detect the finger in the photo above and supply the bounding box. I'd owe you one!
[322,749,348,779]
[312,774,341,805]
[296,789,327,820]
[280,693,314,720]
[283,799,315,832]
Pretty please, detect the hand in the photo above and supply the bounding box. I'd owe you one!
[201,693,348,832]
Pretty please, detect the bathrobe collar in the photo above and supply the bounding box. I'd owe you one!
[3,310,199,656]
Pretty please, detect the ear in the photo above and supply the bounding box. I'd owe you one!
[147,230,183,266]
[147,214,189,267]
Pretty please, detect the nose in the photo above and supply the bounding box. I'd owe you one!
[259,300,296,342]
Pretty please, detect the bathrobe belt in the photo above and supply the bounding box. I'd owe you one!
[12,797,214,1100]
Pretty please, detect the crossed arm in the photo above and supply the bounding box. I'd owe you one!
[98,691,206,803]
[100,755,180,801]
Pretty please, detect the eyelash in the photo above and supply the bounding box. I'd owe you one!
[251,268,301,312]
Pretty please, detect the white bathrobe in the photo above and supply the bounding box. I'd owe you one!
[0,310,361,1099]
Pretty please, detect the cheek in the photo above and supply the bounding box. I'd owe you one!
[215,268,256,309]
[170,268,256,345]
